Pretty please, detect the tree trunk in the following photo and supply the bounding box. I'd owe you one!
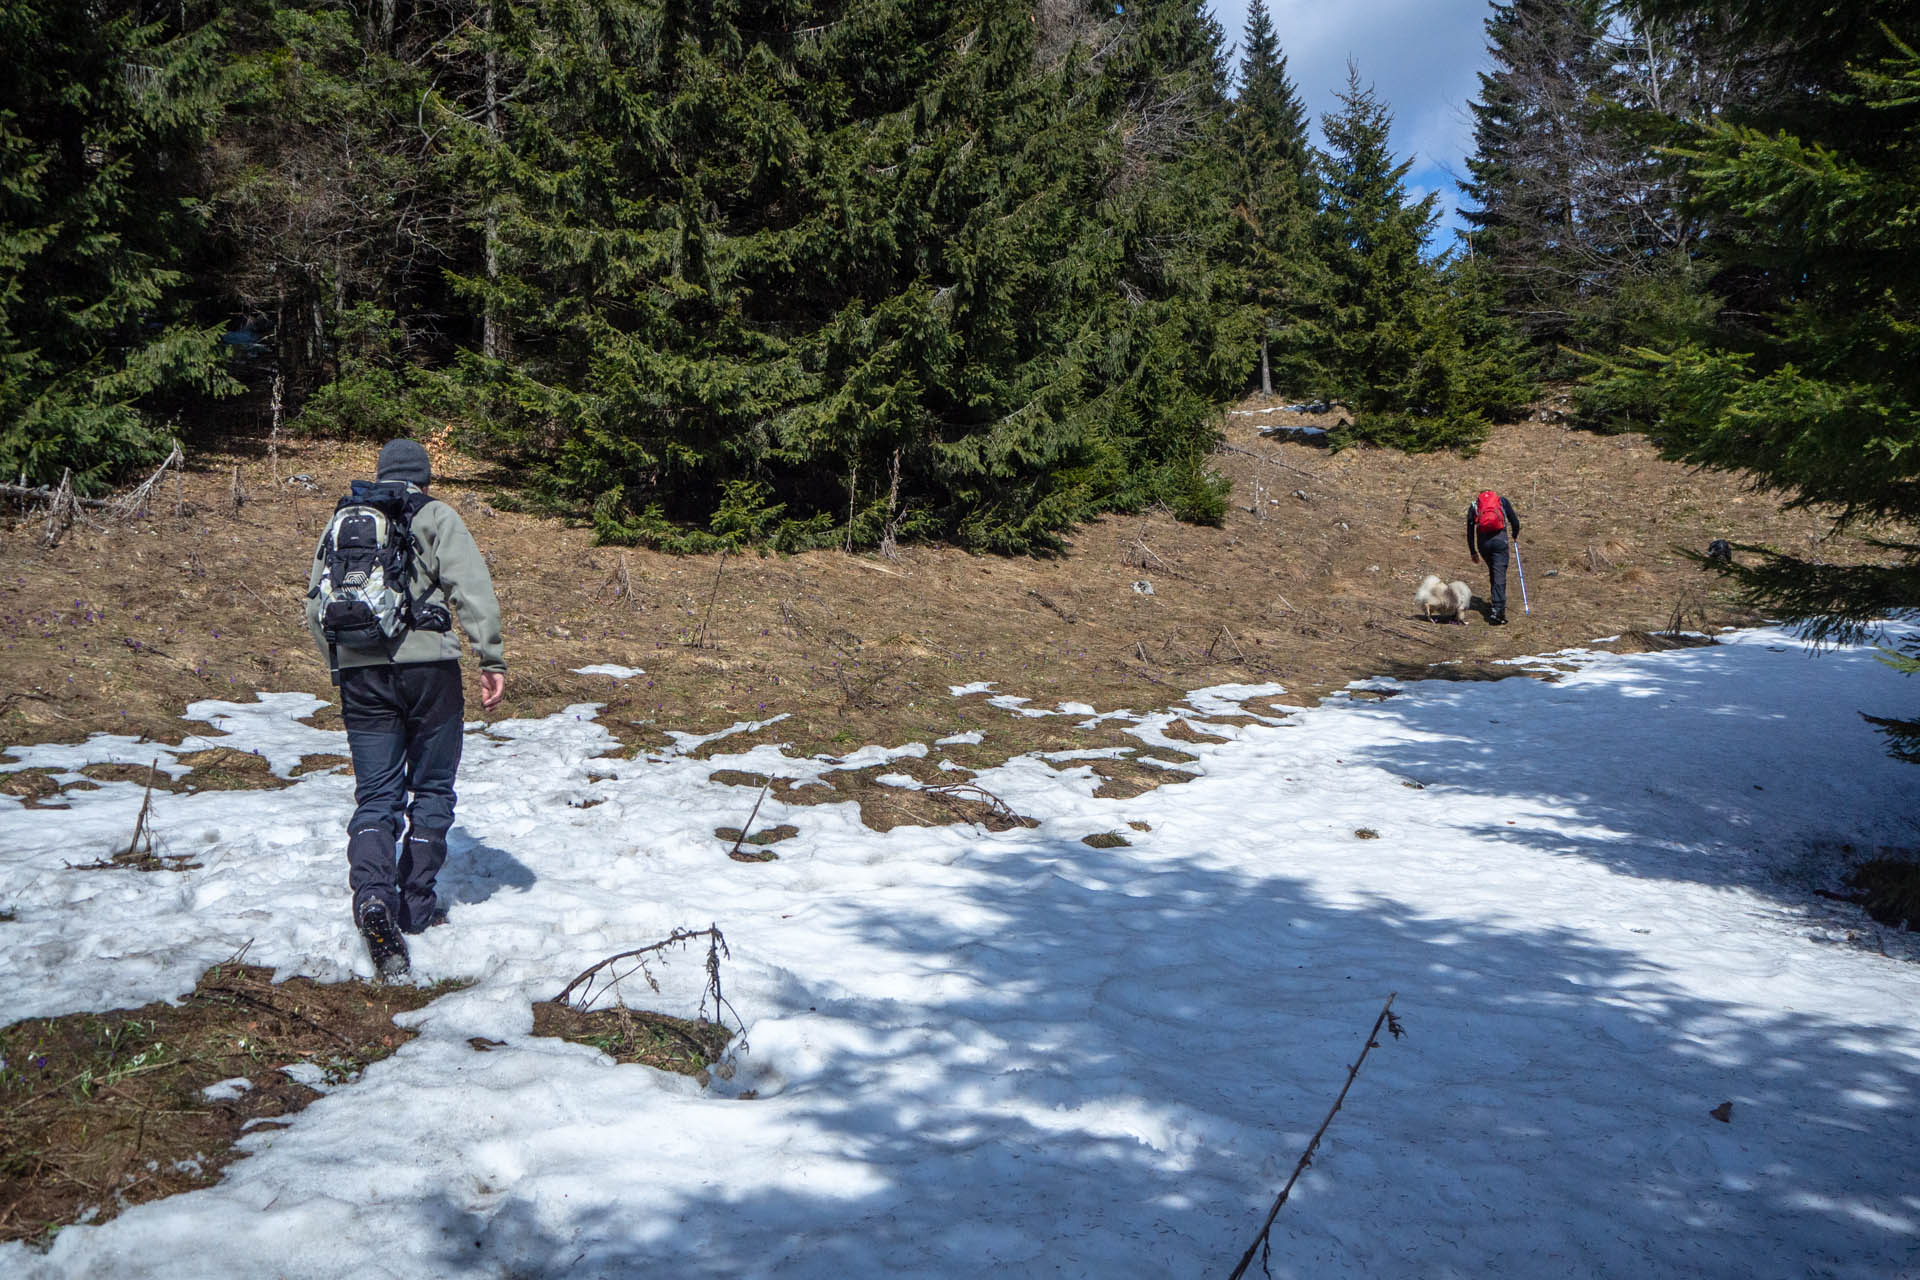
[481,0,507,360]
[269,369,284,485]
[1259,335,1272,397]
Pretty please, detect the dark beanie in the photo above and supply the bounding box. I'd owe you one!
[376,439,432,486]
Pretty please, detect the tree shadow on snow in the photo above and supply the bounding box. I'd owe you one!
[1338,638,1920,910]
[391,831,1915,1279]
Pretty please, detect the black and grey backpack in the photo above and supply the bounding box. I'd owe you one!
[310,480,450,676]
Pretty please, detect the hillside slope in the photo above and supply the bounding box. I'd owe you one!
[0,399,1863,769]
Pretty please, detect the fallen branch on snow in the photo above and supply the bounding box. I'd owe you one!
[1227,992,1405,1280]
[552,925,740,1034]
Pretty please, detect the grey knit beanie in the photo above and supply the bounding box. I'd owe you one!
[376,439,432,486]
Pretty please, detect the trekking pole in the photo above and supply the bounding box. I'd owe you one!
[1512,539,1531,615]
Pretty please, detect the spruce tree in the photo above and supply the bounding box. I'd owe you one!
[1461,0,1786,368]
[0,0,235,488]
[210,1,465,434]
[1225,0,1323,397]
[1311,67,1481,450]
[1583,5,1920,751]
[455,0,1253,553]
[1458,0,1614,348]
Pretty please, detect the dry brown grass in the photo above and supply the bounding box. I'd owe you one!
[0,397,1874,781]
[0,963,459,1247]
[529,1002,733,1077]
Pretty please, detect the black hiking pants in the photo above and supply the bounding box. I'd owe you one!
[1477,530,1511,618]
[340,660,464,931]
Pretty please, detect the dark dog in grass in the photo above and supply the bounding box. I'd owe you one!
[1706,539,1733,566]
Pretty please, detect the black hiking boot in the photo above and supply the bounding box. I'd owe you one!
[355,899,411,981]
[1488,610,1508,626]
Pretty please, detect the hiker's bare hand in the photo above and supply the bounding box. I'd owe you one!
[480,671,505,710]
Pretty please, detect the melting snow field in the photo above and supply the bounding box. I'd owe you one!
[3,626,1920,1278]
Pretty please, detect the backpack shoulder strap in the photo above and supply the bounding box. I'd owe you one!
[396,491,450,608]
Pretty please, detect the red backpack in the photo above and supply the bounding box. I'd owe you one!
[1474,490,1506,534]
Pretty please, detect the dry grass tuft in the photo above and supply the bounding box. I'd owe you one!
[0,963,460,1248]
[530,1002,733,1078]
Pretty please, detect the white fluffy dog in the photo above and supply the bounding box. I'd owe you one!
[1415,574,1473,623]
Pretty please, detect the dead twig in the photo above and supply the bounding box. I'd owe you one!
[194,985,354,1048]
[107,442,183,521]
[689,551,727,648]
[235,580,273,611]
[41,469,77,547]
[1027,588,1077,624]
[878,446,903,560]
[778,598,812,641]
[1228,994,1405,1280]
[0,481,112,509]
[1217,442,1327,483]
[551,926,740,1035]
[1207,626,1246,662]
[833,654,906,711]
[1116,661,1176,689]
[124,760,160,861]
[1364,618,1442,649]
[725,778,773,861]
[268,371,284,486]
[923,780,1023,826]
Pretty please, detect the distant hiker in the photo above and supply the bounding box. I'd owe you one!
[304,439,506,979]
[1466,489,1521,625]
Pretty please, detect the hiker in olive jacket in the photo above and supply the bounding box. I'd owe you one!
[304,440,506,969]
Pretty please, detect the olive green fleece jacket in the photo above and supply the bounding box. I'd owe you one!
[305,489,507,674]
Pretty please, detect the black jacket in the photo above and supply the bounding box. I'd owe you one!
[1466,495,1520,555]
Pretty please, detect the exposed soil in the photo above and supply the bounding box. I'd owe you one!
[0,963,460,1248]
[0,394,1874,788]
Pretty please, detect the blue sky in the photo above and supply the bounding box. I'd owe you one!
[1204,0,1495,242]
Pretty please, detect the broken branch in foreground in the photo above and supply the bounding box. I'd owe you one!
[1227,992,1405,1280]
[551,925,739,1033]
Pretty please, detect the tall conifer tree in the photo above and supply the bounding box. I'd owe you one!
[1586,3,1920,750]
[1458,0,1612,346]
[456,0,1252,552]
[0,0,234,487]
[1311,67,1481,449]
[212,1,462,436]
[1225,0,1321,396]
